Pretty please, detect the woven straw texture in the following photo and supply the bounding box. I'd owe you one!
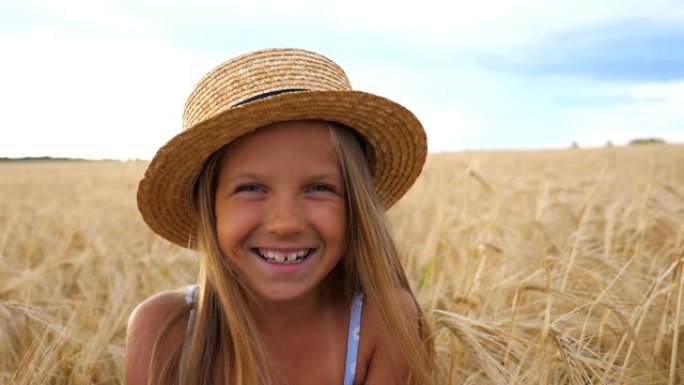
[137,48,426,248]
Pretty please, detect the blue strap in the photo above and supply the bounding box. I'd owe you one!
[342,292,364,385]
[184,284,199,342]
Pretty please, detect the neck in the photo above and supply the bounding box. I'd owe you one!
[249,287,332,333]
[248,266,347,331]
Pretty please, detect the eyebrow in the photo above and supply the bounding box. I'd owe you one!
[222,171,342,184]
[222,172,261,183]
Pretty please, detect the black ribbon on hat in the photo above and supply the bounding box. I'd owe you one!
[232,88,308,107]
[230,87,370,159]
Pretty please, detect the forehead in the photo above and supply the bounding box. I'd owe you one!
[234,120,330,146]
[220,120,338,173]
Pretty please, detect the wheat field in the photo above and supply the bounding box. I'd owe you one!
[1,144,683,384]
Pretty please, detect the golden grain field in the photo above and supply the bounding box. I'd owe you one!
[1,144,683,384]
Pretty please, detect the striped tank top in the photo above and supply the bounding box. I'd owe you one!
[183,285,364,385]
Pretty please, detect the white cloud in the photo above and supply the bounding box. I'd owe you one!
[0,29,222,159]
[569,82,684,146]
[40,1,152,33]
[2,0,683,158]
[629,81,684,102]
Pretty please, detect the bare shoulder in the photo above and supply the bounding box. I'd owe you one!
[363,287,420,332]
[359,287,421,385]
[125,290,190,385]
[394,287,420,321]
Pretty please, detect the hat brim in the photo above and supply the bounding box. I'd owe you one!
[137,90,427,248]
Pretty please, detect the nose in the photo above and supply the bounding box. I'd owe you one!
[264,197,304,235]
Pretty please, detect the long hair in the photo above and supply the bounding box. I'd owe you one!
[152,121,434,385]
[328,122,435,384]
[182,144,270,385]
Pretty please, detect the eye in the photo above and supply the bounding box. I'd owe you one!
[307,183,338,194]
[235,184,265,194]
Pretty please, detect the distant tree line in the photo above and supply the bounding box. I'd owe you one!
[0,157,145,162]
[0,156,88,162]
[571,137,668,149]
[628,137,666,145]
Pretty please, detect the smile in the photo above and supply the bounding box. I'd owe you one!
[253,248,314,264]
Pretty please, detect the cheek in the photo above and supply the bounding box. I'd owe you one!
[312,203,346,250]
[215,204,261,255]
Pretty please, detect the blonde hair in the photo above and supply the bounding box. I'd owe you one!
[328,122,434,384]
[151,121,434,385]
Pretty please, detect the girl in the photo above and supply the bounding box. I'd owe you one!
[126,48,434,385]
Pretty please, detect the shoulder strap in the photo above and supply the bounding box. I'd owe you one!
[183,284,199,333]
[181,284,199,360]
[184,284,199,306]
[342,292,364,385]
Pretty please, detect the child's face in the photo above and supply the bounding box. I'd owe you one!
[214,120,346,303]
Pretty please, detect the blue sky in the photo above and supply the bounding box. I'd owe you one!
[1,0,683,159]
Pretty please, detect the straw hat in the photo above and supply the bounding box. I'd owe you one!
[137,48,427,248]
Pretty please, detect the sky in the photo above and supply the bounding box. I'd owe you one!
[1,0,683,160]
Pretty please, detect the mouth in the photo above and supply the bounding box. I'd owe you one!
[252,248,314,264]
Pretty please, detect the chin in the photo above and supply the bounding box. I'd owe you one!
[252,285,318,304]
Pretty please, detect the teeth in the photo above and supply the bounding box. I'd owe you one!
[258,249,310,264]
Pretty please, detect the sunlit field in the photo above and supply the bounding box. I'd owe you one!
[2,144,683,384]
